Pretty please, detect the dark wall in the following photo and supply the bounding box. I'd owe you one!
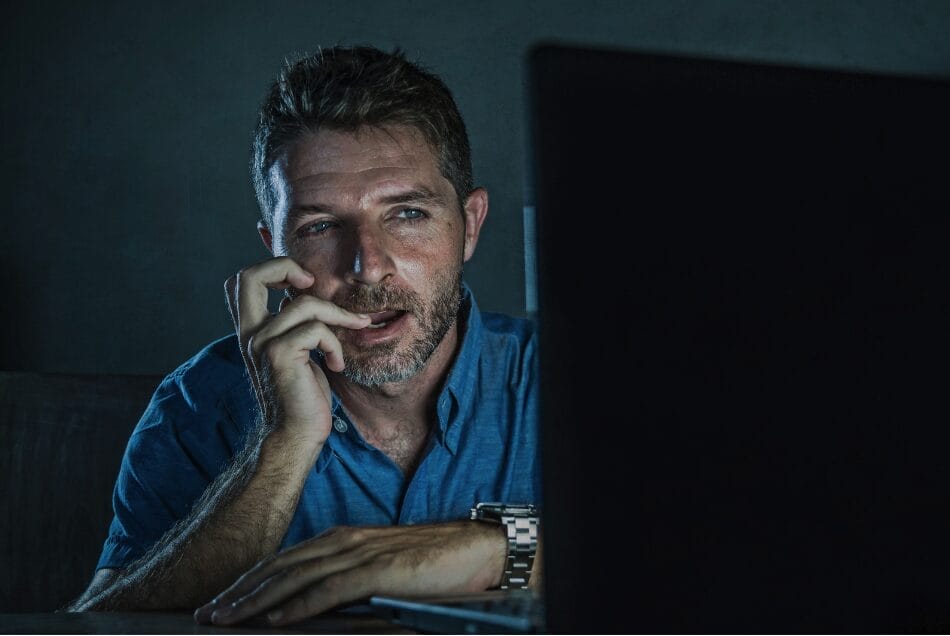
[3,0,950,375]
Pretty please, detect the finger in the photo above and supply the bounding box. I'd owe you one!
[198,526,377,621]
[253,299,369,373]
[195,525,453,626]
[235,258,315,339]
[194,551,285,624]
[210,546,384,626]
[224,275,239,333]
[260,524,493,626]
[258,320,348,372]
[312,359,333,404]
[225,265,309,335]
[256,295,370,342]
[266,568,379,626]
[193,599,219,624]
[223,275,265,407]
[197,542,326,623]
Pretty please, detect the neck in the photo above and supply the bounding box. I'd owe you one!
[329,320,461,439]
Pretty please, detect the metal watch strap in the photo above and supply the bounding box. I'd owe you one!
[500,514,539,589]
[471,503,540,590]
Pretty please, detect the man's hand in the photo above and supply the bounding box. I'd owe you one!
[225,257,370,447]
[193,521,508,627]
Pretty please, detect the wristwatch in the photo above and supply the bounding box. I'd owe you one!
[470,502,540,590]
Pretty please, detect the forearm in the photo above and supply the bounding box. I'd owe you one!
[72,423,320,611]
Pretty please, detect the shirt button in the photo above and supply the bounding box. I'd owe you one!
[332,416,348,433]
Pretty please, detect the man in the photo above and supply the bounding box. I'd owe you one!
[66,46,541,626]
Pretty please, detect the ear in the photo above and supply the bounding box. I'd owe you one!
[257,220,274,255]
[462,187,489,263]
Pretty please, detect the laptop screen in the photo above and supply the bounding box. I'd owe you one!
[528,43,950,632]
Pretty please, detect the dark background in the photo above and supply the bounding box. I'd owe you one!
[3,0,950,376]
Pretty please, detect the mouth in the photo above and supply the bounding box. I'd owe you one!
[363,309,406,329]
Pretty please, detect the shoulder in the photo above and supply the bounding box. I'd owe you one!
[476,311,538,384]
[479,311,537,351]
[137,334,255,436]
[104,337,253,564]
[161,333,248,400]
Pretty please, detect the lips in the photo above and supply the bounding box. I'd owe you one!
[364,309,404,329]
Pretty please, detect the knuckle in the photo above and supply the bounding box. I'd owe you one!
[262,340,283,365]
[254,554,277,575]
[281,563,309,583]
[311,322,332,342]
[296,294,323,314]
[345,527,367,544]
[372,551,398,569]
[318,573,344,601]
[247,334,262,358]
[283,594,315,621]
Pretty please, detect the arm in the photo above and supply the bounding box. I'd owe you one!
[67,420,321,611]
[67,258,370,611]
[65,569,119,611]
[194,519,536,627]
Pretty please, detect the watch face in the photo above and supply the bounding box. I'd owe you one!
[472,502,538,517]
[504,504,538,516]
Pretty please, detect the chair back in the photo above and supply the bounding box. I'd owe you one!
[0,371,160,612]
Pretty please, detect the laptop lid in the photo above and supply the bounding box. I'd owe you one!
[370,590,543,634]
[528,43,950,633]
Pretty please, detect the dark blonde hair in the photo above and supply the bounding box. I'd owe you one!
[251,45,473,227]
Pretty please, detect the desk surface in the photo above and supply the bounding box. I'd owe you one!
[0,610,415,634]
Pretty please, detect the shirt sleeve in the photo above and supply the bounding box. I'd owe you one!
[95,372,250,571]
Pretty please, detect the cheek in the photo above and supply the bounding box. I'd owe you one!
[284,240,345,293]
[391,227,463,279]
[398,256,429,282]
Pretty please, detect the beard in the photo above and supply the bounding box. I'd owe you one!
[329,266,463,387]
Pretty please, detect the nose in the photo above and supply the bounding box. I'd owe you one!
[344,225,394,286]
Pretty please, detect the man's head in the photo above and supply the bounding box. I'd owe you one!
[251,46,473,230]
[250,47,488,388]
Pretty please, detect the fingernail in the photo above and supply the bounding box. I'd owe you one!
[268,609,284,623]
[194,601,214,621]
[211,604,234,622]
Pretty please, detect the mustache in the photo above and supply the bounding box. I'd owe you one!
[331,284,422,314]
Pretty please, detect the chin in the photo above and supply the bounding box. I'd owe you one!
[341,355,426,387]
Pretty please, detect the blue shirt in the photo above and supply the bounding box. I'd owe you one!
[96,286,540,570]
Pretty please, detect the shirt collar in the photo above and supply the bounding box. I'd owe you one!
[316,282,482,470]
[438,283,482,454]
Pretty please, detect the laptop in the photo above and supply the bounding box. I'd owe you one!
[372,43,950,633]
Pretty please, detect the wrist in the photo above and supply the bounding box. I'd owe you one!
[259,422,325,469]
[469,520,509,589]
[470,503,540,590]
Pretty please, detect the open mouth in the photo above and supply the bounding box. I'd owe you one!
[364,309,406,329]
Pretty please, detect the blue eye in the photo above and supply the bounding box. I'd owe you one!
[300,220,335,235]
[397,208,426,220]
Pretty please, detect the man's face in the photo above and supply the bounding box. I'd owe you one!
[263,125,485,386]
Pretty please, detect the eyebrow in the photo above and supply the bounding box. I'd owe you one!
[287,187,450,223]
[378,187,449,207]
[286,203,333,223]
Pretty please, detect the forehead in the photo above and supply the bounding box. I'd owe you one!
[273,125,445,195]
